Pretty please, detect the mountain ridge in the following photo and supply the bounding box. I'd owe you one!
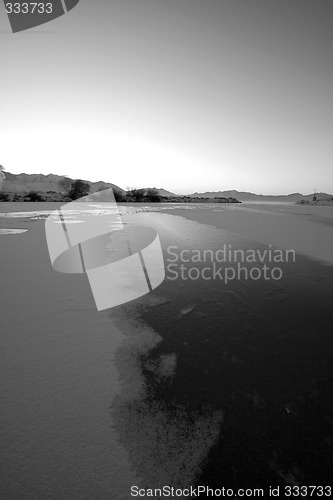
[1,172,332,202]
[186,190,332,202]
[1,172,125,195]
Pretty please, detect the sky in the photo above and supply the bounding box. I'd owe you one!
[0,0,332,195]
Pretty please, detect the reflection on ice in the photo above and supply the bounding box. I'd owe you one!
[0,228,29,234]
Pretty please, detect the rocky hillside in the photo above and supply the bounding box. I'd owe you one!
[1,172,125,194]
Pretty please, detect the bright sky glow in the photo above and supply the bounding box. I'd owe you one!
[1,128,219,193]
[1,0,332,195]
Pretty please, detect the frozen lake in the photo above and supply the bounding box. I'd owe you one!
[1,202,333,497]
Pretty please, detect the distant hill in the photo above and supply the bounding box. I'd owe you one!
[143,187,179,197]
[1,172,125,194]
[2,172,331,203]
[187,190,333,202]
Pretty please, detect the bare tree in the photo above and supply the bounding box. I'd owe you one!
[0,165,5,191]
